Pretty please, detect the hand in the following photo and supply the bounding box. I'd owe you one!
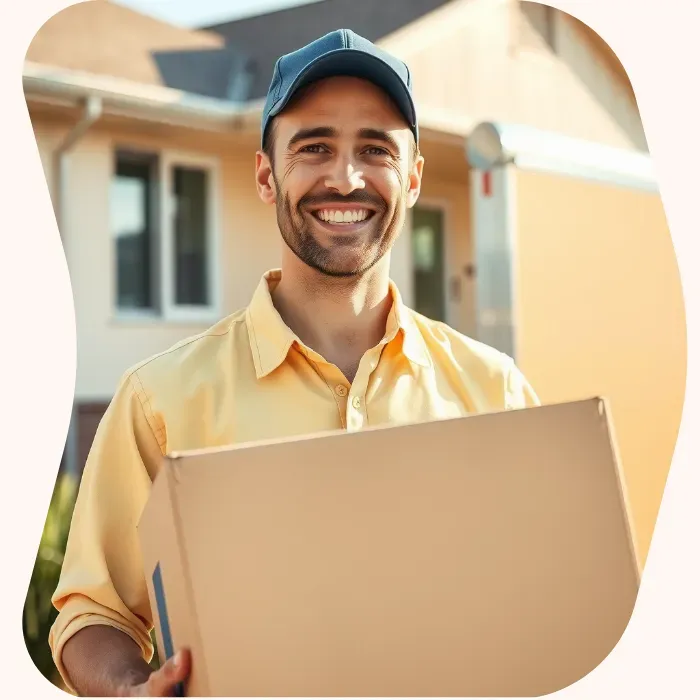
[117,649,191,697]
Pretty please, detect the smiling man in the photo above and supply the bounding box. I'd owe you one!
[49,30,539,697]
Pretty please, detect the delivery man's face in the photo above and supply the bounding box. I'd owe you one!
[256,76,424,277]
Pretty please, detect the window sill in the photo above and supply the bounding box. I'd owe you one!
[110,309,222,328]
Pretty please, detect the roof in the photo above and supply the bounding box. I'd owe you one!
[26,0,252,100]
[202,0,453,100]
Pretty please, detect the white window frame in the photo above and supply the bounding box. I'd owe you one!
[111,145,222,326]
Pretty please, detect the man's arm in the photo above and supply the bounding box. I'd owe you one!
[49,371,174,694]
[505,356,540,409]
[61,626,190,697]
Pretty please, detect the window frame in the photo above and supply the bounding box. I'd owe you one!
[110,145,222,326]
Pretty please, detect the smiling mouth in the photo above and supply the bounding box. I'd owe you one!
[308,207,377,226]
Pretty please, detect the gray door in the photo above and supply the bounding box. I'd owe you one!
[412,206,446,322]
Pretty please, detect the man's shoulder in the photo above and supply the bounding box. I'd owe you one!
[408,310,515,375]
[408,310,540,409]
[122,308,249,389]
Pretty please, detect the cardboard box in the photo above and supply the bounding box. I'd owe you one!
[138,398,640,697]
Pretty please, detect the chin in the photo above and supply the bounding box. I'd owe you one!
[310,253,383,279]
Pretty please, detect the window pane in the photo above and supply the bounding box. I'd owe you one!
[111,157,155,309]
[173,166,209,306]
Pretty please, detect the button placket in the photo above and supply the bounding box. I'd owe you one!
[344,346,382,431]
[346,405,364,431]
[346,385,367,432]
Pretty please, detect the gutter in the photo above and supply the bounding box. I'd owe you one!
[466,121,658,192]
[23,61,264,133]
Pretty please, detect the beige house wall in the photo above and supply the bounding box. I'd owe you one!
[379,0,646,150]
[512,168,686,568]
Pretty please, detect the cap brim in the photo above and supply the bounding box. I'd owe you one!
[268,49,417,135]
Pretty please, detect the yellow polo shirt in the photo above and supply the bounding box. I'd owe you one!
[49,270,539,690]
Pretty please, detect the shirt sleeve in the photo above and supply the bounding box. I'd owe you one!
[504,357,541,409]
[49,371,164,692]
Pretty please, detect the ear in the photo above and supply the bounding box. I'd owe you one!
[405,154,425,209]
[255,151,277,205]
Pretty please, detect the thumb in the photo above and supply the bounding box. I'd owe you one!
[149,649,191,696]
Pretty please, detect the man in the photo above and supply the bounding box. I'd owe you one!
[50,30,539,697]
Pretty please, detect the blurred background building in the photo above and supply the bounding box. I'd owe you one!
[22,0,685,690]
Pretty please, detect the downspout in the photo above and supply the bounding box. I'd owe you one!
[53,94,103,242]
[53,94,103,477]
[464,122,518,360]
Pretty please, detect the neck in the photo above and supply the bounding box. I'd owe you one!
[271,252,394,382]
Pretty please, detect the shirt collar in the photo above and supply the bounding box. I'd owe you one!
[246,269,431,379]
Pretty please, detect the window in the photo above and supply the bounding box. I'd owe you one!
[111,152,158,310]
[110,149,220,321]
[173,165,209,307]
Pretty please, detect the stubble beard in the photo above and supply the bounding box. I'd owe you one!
[272,170,406,279]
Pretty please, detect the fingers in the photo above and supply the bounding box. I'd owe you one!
[145,649,191,697]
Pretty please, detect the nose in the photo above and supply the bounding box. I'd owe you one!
[324,152,365,196]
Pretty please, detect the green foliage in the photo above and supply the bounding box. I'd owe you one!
[23,473,78,685]
[150,629,162,671]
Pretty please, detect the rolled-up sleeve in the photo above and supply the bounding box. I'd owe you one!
[49,371,164,691]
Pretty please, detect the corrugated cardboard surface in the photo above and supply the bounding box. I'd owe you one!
[139,398,639,697]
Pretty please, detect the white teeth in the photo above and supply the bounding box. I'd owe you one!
[316,209,370,223]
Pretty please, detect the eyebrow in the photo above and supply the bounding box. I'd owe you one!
[286,126,402,153]
[286,126,338,150]
[357,128,401,154]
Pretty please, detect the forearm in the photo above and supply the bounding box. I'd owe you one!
[61,625,153,697]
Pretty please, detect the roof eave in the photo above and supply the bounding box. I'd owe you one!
[22,61,471,144]
[22,61,264,133]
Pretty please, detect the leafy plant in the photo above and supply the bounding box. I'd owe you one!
[24,473,165,689]
[150,629,162,670]
[23,473,78,687]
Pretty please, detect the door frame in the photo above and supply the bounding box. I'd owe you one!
[411,196,454,327]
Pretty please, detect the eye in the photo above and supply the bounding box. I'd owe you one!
[364,146,390,156]
[299,144,328,154]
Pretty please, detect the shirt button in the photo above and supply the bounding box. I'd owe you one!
[352,396,361,410]
[335,384,348,397]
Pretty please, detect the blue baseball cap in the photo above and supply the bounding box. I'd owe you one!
[261,29,418,148]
